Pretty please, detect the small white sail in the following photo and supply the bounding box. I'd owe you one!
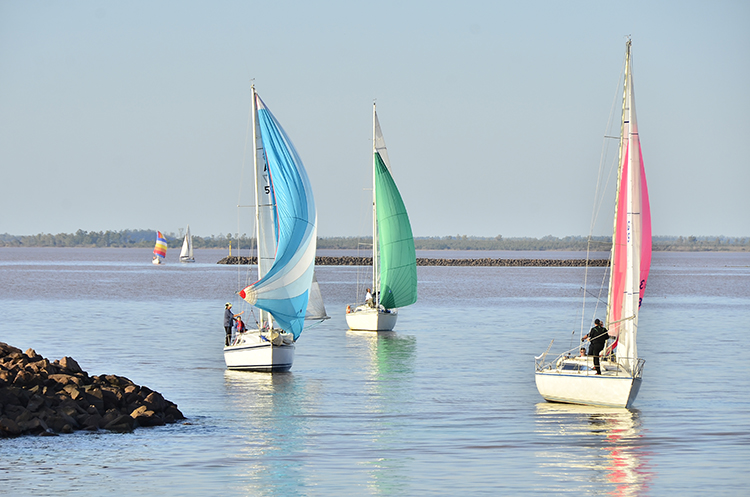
[179,225,194,263]
[305,271,329,321]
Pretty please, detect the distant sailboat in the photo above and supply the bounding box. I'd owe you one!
[305,271,329,322]
[346,104,417,332]
[224,86,320,372]
[535,39,652,408]
[179,225,195,263]
[152,231,167,265]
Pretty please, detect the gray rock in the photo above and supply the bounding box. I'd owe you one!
[0,344,185,437]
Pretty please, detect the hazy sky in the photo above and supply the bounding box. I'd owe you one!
[1,1,748,238]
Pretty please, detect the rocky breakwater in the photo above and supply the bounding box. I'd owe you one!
[0,342,185,437]
[218,255,609,267]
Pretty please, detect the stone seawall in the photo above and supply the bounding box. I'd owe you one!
[0,343,185,437]
[218,256,609,267]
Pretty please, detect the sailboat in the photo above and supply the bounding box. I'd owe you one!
[535,39,652,408]
[179,225,195,263]
[152,231,167,265]
[345,104,417,332]
[223,86,319,372]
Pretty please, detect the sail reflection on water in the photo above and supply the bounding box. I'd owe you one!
[346,330,416,495]
[223,371,312,494]
[534,403,653,496]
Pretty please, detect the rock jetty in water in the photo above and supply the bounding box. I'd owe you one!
[218,255,609,267]
[0,342,185,437]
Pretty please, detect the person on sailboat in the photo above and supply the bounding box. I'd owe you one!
[224,303,244,346]
[235,316,246,334]
[582,319,609,375]
[365,288,373,307]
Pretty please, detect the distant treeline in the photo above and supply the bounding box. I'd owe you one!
[319,235,750,251]
[1,230,748,251]
[0,230,251,249]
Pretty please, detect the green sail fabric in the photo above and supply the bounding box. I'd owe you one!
[375,151,418,309]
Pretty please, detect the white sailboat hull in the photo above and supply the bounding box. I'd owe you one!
[224,332,295,372]
[345,306,398,331]
[535,368,642,408]
[179,256,194,263]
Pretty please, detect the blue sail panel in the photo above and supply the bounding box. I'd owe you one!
[254,290,310,338]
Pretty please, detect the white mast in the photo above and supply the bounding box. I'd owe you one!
[251,86,267,327]
[372,102,379,307]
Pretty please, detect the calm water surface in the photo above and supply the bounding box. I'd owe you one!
[0,248,748,496]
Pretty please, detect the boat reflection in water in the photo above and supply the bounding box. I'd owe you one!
[347,330,416,495]
[534,403,653,496]
[223,371,311,495]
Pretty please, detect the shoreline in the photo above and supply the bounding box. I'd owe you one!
[217,256,610,267]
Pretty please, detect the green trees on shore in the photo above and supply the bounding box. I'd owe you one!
[1,231,747,251]
[315,235,748,251]
[0,229,252,249]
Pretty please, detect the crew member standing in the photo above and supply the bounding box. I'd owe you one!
[224,303,235,346]
[583,319,610,375]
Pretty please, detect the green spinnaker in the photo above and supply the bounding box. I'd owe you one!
[374,151,418,309]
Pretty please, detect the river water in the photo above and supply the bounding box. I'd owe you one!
[0,248,748,496]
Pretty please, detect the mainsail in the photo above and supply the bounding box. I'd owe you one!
[239,91,317,340]
[606,40,652,374]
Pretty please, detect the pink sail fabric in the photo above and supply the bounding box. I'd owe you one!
[606,40,651,371]
[609,147,629,331]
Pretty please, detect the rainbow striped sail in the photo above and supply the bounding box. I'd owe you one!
[153,231,167,260]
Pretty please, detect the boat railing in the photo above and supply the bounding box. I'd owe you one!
[536,350,645,378]
[345,302,392,312]
[535,343,581,371]
[633,358,646,379]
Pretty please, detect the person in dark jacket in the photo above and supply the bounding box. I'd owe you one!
[582,319,610,375]
[224,303,235,346]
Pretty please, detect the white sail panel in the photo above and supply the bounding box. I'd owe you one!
[305,271,329,321]
[254,108,276,280]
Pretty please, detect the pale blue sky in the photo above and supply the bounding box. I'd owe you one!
[1,1,748,238]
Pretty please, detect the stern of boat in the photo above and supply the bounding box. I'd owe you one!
[224,330,295,372]
[535,353,645,408]
[345,305,398,331]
